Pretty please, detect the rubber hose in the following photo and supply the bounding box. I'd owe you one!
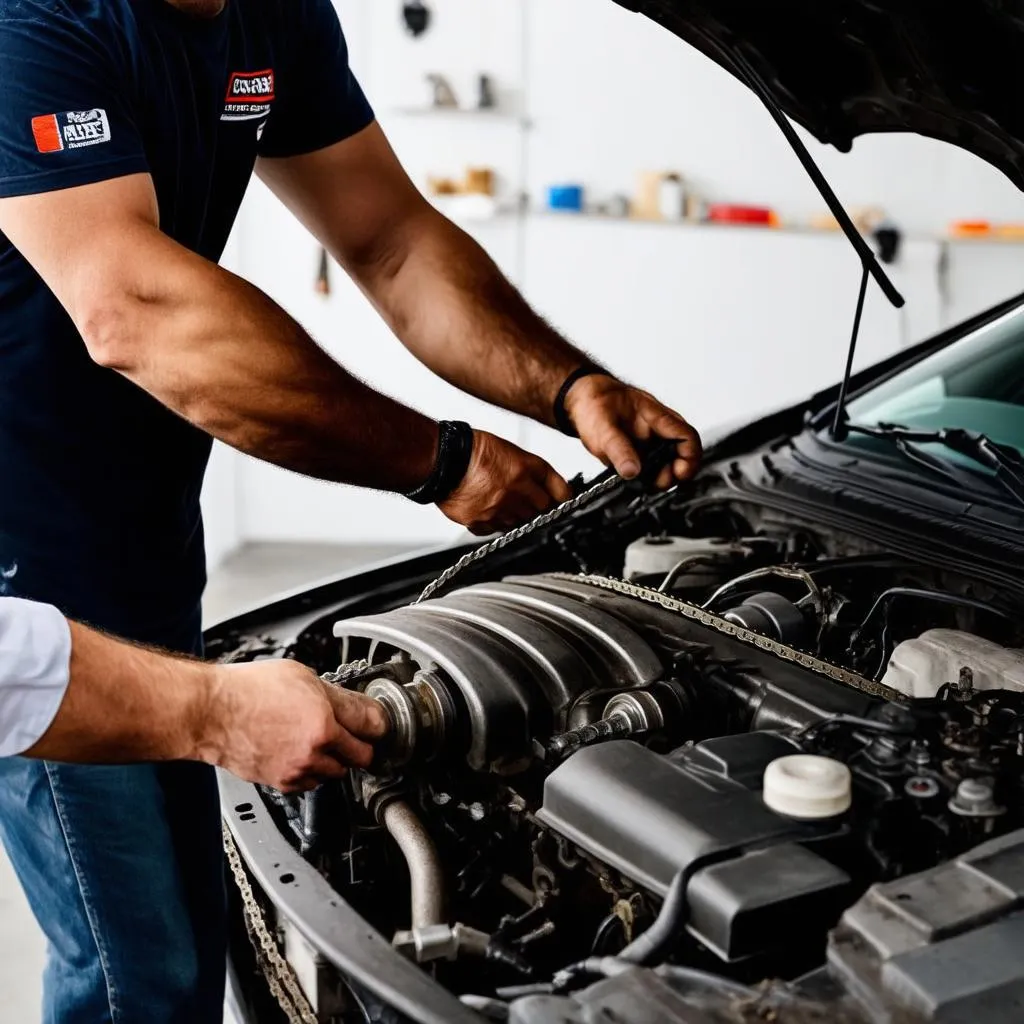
[381,800,445,929]
[656,965,757,999]
[615,871,687,966]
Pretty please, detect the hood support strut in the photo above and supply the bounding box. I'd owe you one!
[724,47,905,440]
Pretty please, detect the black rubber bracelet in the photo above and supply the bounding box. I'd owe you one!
[553,364,608,437]
[404,421,476,505]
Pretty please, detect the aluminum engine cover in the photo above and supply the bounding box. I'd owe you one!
[333,576,663,772]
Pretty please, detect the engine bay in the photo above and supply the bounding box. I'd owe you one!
[217,476,1024,1022]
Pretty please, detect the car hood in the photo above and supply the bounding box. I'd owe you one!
[613,0,1024,190]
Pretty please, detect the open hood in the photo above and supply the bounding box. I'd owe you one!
[613,0,1024,191]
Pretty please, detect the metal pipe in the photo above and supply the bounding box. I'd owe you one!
[657,554,720,593]
[701,565,825,618]
[381,800,445,929]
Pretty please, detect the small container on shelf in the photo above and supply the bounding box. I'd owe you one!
[607,194,631,218]
[547,185,585,213]
[464,167,496,197]
[657,174,686,220]
[706,204,779,227]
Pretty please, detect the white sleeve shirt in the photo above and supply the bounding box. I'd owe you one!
[0,597,72,757]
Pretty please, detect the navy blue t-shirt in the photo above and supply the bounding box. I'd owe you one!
[0,0,374,642]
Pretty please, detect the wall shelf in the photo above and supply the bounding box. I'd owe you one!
[943,234,1024,245]
[525,210,1024,247]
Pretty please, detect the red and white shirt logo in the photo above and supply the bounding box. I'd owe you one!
[32,109,111,153]
[222,69,275,123]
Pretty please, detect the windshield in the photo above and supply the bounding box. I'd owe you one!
[844,305,1024,456]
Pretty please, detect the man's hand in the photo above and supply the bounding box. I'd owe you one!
[201,661,390,793]
[564,374,703,489]
[23,620,391,788]
[438,430,572,535]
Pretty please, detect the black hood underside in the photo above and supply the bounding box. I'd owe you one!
[614,0,1024,190]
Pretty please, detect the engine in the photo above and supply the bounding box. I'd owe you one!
[231,492,1024,1022]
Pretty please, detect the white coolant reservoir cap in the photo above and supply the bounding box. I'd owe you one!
[763,755,852,820]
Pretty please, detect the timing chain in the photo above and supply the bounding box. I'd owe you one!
[223,824,319,1024]
[221,659,383,1024]
[548,572,904,702]
[415,463,899,700]
[416,474,622,603]
[320,659,372,686]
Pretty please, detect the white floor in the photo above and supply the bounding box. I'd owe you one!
[0,543,409,1024]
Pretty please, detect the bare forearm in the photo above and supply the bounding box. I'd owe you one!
[24,622,209,764]
[363,210,592,424]
[81,226,438,492]
[254,129,701,493]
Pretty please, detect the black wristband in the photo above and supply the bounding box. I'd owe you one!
[553,363,607,437]
[404,421,476,505]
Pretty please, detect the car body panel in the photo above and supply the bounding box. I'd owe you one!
[222,773,479,1024]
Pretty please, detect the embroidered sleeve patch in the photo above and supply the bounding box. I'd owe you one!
[222,70,275,122]
[31,109,111,153]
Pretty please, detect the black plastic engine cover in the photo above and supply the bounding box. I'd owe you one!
[537,734,852,963]
[537,735,832,897]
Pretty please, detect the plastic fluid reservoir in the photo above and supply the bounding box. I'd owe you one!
[623,536,737,583]
[882,629,1024,699]
[763,755,852,820]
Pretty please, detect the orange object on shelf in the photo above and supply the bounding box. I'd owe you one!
[428,176,459,196]
[950,220,992,236]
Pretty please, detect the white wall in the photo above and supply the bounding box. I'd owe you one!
[527,0,1024,233]
[203,0,1024,557]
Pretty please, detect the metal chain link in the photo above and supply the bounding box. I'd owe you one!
[320,659,372,686]
[417,475,622,603]
[222,660,387,1023]
[413,459,899,701]
[549,572,904,702]
[223,824,320,1024]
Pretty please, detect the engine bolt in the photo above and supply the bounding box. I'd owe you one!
[907,742,931,767]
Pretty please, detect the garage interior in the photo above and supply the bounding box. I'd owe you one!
[4,1,1024,1022]
[199,0,1024,566]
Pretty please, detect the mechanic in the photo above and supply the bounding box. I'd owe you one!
[0,596,387,789]
[0,1,702,1021]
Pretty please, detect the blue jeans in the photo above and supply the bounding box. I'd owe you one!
[0,614,226,1023]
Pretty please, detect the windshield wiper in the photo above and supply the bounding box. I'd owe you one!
[846,423,1024,509]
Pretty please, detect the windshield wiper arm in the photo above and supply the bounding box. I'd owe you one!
[845,425,989,495]
[846,423,1024,508]
[892,436,981,490]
